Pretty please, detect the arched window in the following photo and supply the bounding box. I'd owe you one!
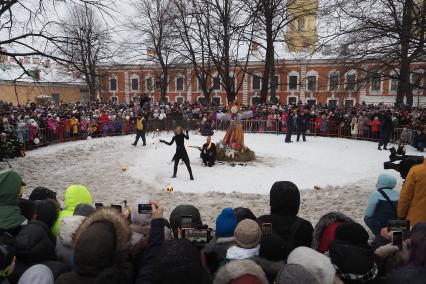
[389,70,399,94]
[176,75,185,92]
[252,73,262,91]
[288,71,299,91]
[328,71,339,92]
[345,70,356,91]
[306,70,318,92]
[145,76,154,92]
[131,75,140,91]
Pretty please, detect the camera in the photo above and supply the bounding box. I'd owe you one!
[181,228,211,245]
[383,146,423,179]
[138,204,152,214]
[388,220,410,250]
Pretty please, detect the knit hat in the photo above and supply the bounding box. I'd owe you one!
[153,239,210,284]
[334,222,369,246]
[216,208,238,238]
[269,181,300,215]
[34,199,59,229]
[17,264,54,284]
[275,264,320,284]
[29,187,57,201]
[73,204,95,217]
[169,205,203,232]
[130,195,152,226]
[234,207,257,223]
[376,174,397,190]
[287,246,336,284]
[234,219,262,249]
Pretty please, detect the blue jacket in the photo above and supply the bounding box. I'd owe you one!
[365,189,399,217]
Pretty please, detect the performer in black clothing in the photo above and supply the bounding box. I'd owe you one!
[160,126,194,180]
[200,136,216,167]
[296,111,309,142]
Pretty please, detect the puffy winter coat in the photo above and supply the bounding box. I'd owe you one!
[51,185,92,237]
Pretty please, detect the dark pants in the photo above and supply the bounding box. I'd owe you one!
[133,130,146,146]
[174,156,193,178]
[364,216,382,236]
[285,129,293,142]
[379,132,390,149]
[201,153,215,167]
[297,129,306,142]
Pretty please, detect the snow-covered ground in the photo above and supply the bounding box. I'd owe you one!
[7,131,420,227]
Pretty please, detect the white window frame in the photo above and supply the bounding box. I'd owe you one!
[251,95,260,106]
[327,97,339,105]
[130,74,140,92]
[287,71,299,91]
[110,95,119,103]
[345,70,357,92]
[370,72,383,94]
[272,74,280,92]
[388,70,399,95]
[212,73,221,91]
[306,70,318,93]
[175,95,184,104]
[145,75,154,92]
[212,96,222,106]
[411,70,424,94]
[252,73,262,91]
[328,71,340,92]
[109,75,118,92]
[175,74,185,92]
[287,95,298,105]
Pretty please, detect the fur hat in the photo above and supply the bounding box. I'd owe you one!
[216,208,238,238]
[214,259,268,284]
[275,264,320,284]
[287,246,336,284]
[234,219,262,249]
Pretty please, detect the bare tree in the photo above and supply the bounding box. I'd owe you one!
[0,1,115,78]
[58,4,113,101]
[321,0,425,106]
[129,0,180,103]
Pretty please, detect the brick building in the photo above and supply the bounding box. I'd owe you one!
[99,59,426,107]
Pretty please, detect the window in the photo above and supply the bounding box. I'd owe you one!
[390,78,398,92]
[229,76,236,92]
[198,77,203,91]
[412,73,423,89]
[251,97,260,105]
[145,77,153,91]
[111,96,118,104]
[371,73,381,91]
[345,74,356,91]
[272,75,279,91]
[329,73,339,91]
[297,17,305,32]
[328,99,338,107]
[110,78,117,91]
[289,75,298,90]
[307,76,317,92]
[307,99,316,106]
[131,78,139,91]
[198,96,208,106]
[345,99,354,108]
[288,97,297,105]
[176,96,184,104]
[252,75,261,90]
[212,97,221,106]
[176,77,184,91]
[213,76,221,90]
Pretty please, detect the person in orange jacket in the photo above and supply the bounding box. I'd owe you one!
[397,157,426,227]
[371,117,381,139]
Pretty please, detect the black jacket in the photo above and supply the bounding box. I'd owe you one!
[160,131,190,161]
[296,115,309,131]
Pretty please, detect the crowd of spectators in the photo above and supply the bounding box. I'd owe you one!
[0,98,425,158]
[1,162,426,284]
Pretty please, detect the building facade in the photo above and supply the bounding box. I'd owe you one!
[99,59,426,107]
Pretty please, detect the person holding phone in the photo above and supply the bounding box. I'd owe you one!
[160,126,194,180]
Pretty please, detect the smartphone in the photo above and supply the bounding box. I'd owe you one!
[180,215,192,228]
[261,223,272,237]
[181,228,211,244]
[111,204,122,213]
[392,231,403,249]
[388,220,410,232]
[95,202,104,209]
[138,204,152,214]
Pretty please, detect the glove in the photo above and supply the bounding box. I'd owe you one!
[374,243,399,258]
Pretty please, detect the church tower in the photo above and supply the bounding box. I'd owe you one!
[286,0,319,52]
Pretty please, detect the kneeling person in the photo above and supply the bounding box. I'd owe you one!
[201,136,216,167]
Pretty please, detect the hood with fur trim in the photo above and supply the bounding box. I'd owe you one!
[72,208,132,263]
[312,212,354,252]
[214,259,269,284]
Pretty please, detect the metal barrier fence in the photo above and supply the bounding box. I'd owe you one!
[5,117,417,151]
